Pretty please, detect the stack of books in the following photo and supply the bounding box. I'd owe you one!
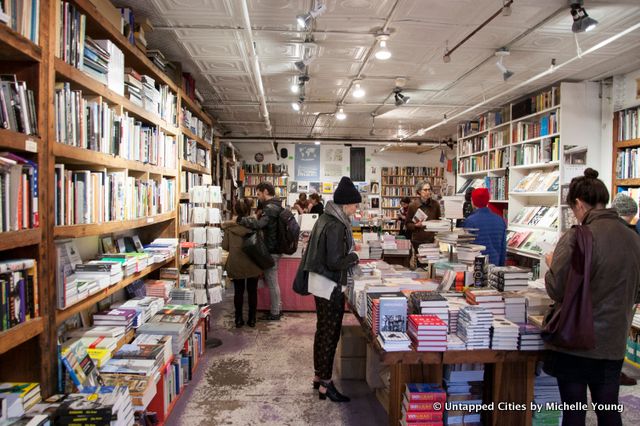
[443,364,484,425]
[137,304,199,355]
[93,308,138,332]
[82,37,110,85]
[408,315,448,352]
[490,318,520,350]
[457,306,493,350]
[53,386,134,426]
[417,243,440,263]
[503,292,527,324]
[465,288,505,316]
[489,266,531,291]
[0,76,38,136]
[445,296,468,335]
[124,68,143,106]
[447,334,466,350]
[146,50,168,71]
[409,292,448,323]
[75,261,124,288]
[60,340,102,391]
[0,382,42,418]
[378,293,408,334]
[0,259,39,331]
[456,244,486,264]
[170,288,195,305]
[533,365,562,426]
[424,220,451,232]
[401,383,446,425]
[144,238,178,263]
[377,331,411,352]
[118,296,164,326]
[142,75,160,115]
[519,324,545,351]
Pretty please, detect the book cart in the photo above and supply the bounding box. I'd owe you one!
[349,305,542,426]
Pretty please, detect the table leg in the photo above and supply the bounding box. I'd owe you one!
[388,363,411,426]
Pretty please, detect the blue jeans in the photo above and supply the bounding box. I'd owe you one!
[264,254,281,315]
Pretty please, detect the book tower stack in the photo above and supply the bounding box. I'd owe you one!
[377,331,411,352]
[408,315,448,352]
[445,296,468,335]
[401,383,446,426]
[503,292,526,324]
[187,186,224,305]
[443,364,484,425]
[457,306,493,350]
[410,292,449,326]
[465,288,505,317]
[489,266,530,291]
[533,364,563,426]
[490,318,520,350]
[519,324,545,351]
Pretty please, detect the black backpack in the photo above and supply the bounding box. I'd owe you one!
[276,207,300,255]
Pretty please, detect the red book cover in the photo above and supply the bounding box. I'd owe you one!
[405,411,444,421]
[408,315,447,330]
[405,383,446,402]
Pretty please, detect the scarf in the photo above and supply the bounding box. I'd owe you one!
[324,201,356,274]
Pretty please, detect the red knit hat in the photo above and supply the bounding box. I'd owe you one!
[471,188,490,208]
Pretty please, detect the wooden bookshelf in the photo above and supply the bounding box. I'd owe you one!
[0,22,42,62]
[181,126,212,149]
[180,192,190,200]
[181,159,210,175]
[54,211,176,238]
[615,138,640,149]
[0,318,45,356]
[0,228,42,251]
[181,92,212,125]
[380,169,444,225]
[178,224,193,234]
[0,130,41,152]
[56,256,176,325]
[612,111,640,195]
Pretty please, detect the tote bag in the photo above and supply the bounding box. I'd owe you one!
[241,231,275,270]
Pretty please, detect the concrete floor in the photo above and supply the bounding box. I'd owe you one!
[167,288,640,426]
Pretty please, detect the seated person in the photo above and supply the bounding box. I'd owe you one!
[293,193,310,214]
[308,193,324,215]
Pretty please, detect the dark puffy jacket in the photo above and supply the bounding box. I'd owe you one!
[301,213,358,287]
[221,221,262,279]
[240,198,282,253]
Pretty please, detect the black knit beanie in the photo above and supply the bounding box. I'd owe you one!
[333,177,362,205]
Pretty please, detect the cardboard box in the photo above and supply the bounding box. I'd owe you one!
[336,356,366,380]
[89,0,123,33]
[338,325,367,358]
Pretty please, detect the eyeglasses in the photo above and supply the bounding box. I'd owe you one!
[421,187,431,192]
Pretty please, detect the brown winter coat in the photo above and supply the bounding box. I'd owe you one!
[405,198,442,244]
[545,208,640,359]
[222,221,263,280]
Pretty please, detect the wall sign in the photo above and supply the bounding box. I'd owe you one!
[294,145,320,180]
[254,152,264,162]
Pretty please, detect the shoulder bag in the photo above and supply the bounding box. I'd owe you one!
[541,225,596,350]
[242,231,275,270]
[293,245,310,296]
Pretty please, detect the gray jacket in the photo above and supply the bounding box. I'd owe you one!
[545,208,640,359]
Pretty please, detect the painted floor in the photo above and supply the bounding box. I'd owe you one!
[167,288,640,426]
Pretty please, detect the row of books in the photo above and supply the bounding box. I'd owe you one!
[180,171,212,194]
[243,175,287,186]
[615,147,640,180]
[241,163,285,174]
[243,186,286,198]
[489,148,507,169]
[457,107,511,138]
[506,229,557,254]
[0,0,40,43]
[181,107,211,140]
[382,166,445,177]
[381,187,418,197]
[512,170,559,193]
[511,137,559,166]
[381,175,445,186]
[458,135,487,156]
[54,83,177,168]
[0,151,39,231]
[485,176,507,200]
[0,75,38,136]
[488,127,509,148]
[458,155,487,174]
[512,112,558,142]
[183,138,210,169]
[54,166,175,226]
[616,106,640,142]
[0,259,38,332]
[511,206,559,228]
[512,86,559,120]
[457,178,485,194]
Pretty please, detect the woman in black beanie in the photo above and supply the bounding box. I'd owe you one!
[301,176,361,402]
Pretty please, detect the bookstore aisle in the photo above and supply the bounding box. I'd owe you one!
[169,289,387,426]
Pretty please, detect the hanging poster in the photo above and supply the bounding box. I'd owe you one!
[295,145,320,180]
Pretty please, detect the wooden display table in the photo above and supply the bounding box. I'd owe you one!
[350,307,542,426]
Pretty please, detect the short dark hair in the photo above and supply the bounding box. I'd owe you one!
[309,193,322,203]
[298,193,307,201]
[567,168,609,208]
[235,198,253,218]
[256,182,275,196]
[400,197,411,204]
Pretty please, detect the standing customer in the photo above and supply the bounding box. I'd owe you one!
[543,168,640,426]
[302,177,360,402]
[240,182,283,321]
[397,197,411,238]
[405,180,442,253]
[463,188,506,266]
[222,199,263,328]
[308,193,324,215]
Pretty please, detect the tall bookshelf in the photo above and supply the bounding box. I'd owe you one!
[0,0,49,392]
[0,0,217,399]
[241,163,288,208]
[612,103,640,197]
[456,82,601,273]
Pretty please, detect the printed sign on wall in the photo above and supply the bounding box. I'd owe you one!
[295,145,320,180]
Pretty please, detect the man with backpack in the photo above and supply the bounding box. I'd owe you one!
[240,182,290,321]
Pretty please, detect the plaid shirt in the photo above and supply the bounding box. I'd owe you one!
[463,207,506,266]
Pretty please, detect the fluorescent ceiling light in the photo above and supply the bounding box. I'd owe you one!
[352,82,365,98]
[336,107,346,120]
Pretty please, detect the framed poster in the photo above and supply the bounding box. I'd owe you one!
[295,145,320,180]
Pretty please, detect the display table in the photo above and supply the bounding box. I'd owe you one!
[350,306,542,426]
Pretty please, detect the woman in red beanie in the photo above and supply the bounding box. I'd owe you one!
[462,188,507,266]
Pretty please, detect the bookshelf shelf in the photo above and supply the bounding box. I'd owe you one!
[615,178,640,186]
[53,142,177,177]
[511,133,560,147]
[0,23,42,62]
[489,145,510,152]
[0,228,41,252]
[181,127,212,149]
[459,169,489,177]
[615,138,640,149]
[180,94,212,125]
[509,191,558,197]
[178,224,193,234]
[507,247,543,260]
[54,59,179,136]
[70,0,178,92]
[458,129,489,140]
[55,256,176,325]
[490,199,509,203]
[509,224,558,233]
[180,159,210,175]
[179,192,190,201]
[0,318,44,356]
[459,150,488,160]
[510,161,559,170]
[511,105,560,124]
[180,256,190,266]
[54,211,176,239]
[0,129,40,153]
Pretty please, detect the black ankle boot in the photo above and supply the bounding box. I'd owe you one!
[235,318,244,328]
[318,381,350,402]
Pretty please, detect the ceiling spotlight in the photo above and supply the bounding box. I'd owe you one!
[296,3,327,29]
[570,1,597,33]
[291,83,300,93]
[375,34,392,60]
[393,88,410,106]
[352,82,365,98]
[292,99,303,111]
[502,0,512,16]
[336,107,346,120]
[294,57,313,72]
[495,48,513,81]
[314,141,321,145]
